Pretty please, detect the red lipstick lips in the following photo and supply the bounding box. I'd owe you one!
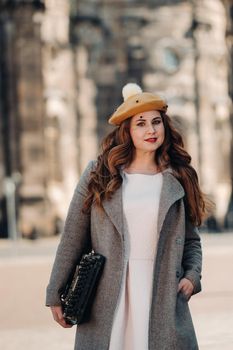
[145,138,157,143]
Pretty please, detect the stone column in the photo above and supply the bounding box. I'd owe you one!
[0,0,48,238]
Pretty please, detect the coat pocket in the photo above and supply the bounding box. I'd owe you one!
[176,291,192,325]
[177,290,188,302]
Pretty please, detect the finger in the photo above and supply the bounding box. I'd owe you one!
[177,280,183,292]
[180,280,194,293]
[51,306,64,322]
[183,285,192,296]
[57,318,73,328]
[178,284,190,297]
[184,283,194,295]
[182,284,189,293]
[54,312,73,328]
[177,279,185,292]
[183,285,193,298]
[51,309,59,322]
[50,307,70,327]
[57,308,65,321]
[184,279,194,292]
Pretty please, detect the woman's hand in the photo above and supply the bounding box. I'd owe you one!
[177,278,194,301]
[50,306,73,328]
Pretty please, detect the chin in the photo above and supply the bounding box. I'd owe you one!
[139,146,158,153]
[145,143,159,149]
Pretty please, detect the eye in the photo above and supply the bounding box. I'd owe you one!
[152,119,161,125]
[136,122,145,126]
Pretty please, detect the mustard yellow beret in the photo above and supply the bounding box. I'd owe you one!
[108,83,168,126]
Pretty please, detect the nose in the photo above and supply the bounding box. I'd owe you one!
[147,123,156,133]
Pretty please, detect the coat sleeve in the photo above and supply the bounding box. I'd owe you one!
[45,160,96,306]
[182,218,202,295]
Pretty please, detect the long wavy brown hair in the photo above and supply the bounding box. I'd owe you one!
[82,112,213,226]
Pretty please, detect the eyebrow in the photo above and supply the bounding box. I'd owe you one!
[135,116,161,122]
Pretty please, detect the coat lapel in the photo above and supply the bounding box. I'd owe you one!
[102,168,185,239]
[102,185,124,238]
[157,168,185,235]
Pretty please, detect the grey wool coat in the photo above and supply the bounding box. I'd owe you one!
[46,160,202,350]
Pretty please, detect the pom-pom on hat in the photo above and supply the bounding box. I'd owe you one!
[108,83,168,126]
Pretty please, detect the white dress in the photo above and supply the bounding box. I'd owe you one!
[109,170,163,350]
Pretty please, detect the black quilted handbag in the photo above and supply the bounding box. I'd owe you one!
[60,250,105,325]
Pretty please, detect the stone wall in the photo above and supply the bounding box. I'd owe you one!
[0,0,232,236]
[0,0,49,237]
[70,0,231,228]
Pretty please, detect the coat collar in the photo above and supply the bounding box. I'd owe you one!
[102,167,185,239]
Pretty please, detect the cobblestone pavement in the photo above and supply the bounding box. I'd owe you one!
[0,233,233,350]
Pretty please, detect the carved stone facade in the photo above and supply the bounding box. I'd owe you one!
[222,0,233,228]
[0,0,49,238]
[70,0,231,229]
[0,0,232,237]
[41,0,83,222]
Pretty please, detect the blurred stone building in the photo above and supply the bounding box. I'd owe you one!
[0,0,232,238]
[0,0,47,238]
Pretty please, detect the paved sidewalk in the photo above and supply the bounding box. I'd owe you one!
[190,233,233,349]
[0,233,233,349]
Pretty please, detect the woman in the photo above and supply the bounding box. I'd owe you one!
[46,83,207,350]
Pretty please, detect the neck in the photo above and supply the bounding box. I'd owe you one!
[128,151,158,171]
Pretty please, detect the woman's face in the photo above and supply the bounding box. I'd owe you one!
[129,110,165,154]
